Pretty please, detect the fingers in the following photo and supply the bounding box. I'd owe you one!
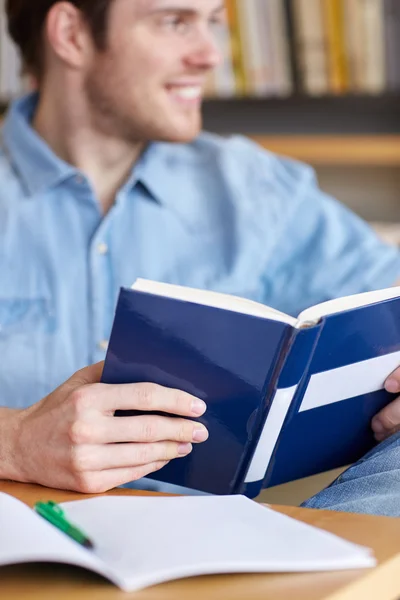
[372,369,400,441]
[73,414,209,445]
[90,382,207,418]
[385,368,400,395]
[372,396,400,441]
[71,462,171,495]
[70,441,193,471]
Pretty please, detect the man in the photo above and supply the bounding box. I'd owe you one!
[1,0,400,514]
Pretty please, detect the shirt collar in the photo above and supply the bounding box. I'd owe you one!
[2,93,78,196]
[2,92,198,210]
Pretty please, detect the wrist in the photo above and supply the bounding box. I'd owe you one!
[0,408,24,481]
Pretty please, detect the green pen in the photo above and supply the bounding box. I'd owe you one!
[34,501,95,550]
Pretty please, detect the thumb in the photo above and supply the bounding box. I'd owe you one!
[70,362,105,386]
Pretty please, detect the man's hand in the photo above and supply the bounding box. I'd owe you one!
[372,368,400,441]
[1,363,208,493]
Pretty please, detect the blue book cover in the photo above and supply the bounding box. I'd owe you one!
[262,298,400,488]
[102,281,400,497]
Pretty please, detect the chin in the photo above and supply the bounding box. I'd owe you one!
[169,130,200,143]
[156,111,202,143]
[165,124,202,144]
[151,129,200,144]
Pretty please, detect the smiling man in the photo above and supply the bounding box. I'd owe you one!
[1,0,400,514]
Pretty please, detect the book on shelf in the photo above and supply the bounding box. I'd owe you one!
[384,0,400,91]
[343,0,366,92]
[205,0,394,99]
[292,0,329,96]
[323,0,349,94]
[102,279,400,498]
[362,0,386,94]
[267,0,293,96]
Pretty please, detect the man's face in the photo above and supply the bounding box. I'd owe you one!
[84,0,224,144]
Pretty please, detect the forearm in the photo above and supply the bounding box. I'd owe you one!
[0,407,22,481]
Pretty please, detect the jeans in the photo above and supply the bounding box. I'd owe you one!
[301,431,400,517]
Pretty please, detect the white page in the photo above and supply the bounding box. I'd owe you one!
[62,495,375,590]
[133,279,400,328]
[0,493,375,592]
[0,493,116,584]
[132,278,297,325]
[298,285,400,324]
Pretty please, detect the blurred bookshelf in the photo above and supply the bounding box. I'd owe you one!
[202,0,400,231]
[202,1,400,162]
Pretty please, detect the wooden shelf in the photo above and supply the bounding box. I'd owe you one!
[249,135,400,166]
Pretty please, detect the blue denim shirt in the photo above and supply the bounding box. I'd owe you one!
[1,93,400,409]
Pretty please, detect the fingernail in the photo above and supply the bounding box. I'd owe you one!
[371,418,385,434]
[178,443,193,456]
[385,378,400,394]
[191,399,207,416]
[193,426,209,442]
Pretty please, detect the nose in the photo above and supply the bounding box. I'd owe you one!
[185,30,223,70]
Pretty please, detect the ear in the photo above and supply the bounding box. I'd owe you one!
[45,1,94,72]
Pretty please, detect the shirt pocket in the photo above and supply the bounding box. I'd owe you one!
[0,297,56,409]
[0,298,55,335]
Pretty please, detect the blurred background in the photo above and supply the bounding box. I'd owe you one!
[1,0,400,244]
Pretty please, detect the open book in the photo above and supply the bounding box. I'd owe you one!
[0,493,375,592]
[101,279,400,497]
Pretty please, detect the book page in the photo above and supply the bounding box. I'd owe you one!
[297,285,400,325]
[0,493,375,592]
[132,279,297,326]
[61,495,375,591]
[0,493,110,583]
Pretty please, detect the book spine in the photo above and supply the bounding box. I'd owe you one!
[383,0,400,91]
[343,0,366,92]
[235,0,260,96]
[292,0,329,96]
[254,0,277,96]
[236,0,276,97]
[267,0,294,96]
[323,0,349,94]
[225,0,247,95]
[259,323,324,492]
[362,0,386,94]
[239,323,323,498]
[283,0,301,91]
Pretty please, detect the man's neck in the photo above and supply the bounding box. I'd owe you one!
[32,88,144,214]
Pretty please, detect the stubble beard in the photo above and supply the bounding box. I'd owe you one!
[84,67,203,145]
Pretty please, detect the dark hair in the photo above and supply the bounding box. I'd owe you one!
[6,0,113,79]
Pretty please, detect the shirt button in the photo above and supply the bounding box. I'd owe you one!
[97,243,109,255]
[98,340,109,352]
[75,174,85,185]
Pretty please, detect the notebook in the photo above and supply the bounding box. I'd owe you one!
[101,279,400,497]
[0,493,375,592]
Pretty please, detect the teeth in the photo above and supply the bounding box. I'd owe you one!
[172,86,202,99]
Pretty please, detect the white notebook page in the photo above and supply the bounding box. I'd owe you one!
[0,493,375,592]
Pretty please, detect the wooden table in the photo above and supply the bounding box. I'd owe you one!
[1,481,400,600]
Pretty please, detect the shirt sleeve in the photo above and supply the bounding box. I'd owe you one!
[249,146,400,317]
